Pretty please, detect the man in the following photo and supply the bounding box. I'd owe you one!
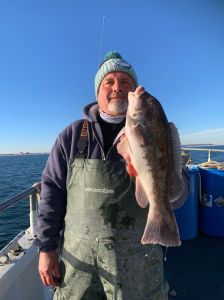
[36,51,189,299]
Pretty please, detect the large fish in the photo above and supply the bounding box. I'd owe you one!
[117,86,185,247]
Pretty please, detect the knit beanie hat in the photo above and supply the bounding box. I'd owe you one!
[95,51,138,99]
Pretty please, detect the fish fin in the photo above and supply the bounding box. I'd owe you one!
[141,206,181,247]
[135,177,149,208]
[168,122,186,203]
[168,122,182,173]
[117,135,131,164]
[117,136,139,176]
[127,163,138,177]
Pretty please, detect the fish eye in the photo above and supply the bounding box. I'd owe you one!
[147,98,153,104]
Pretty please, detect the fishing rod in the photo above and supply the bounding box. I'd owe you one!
[98,16,106,67]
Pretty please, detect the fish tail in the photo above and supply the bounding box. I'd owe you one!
[141,207,181,247]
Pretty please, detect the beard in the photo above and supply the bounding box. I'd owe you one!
[107,99,128,114]
[107,91,128,114]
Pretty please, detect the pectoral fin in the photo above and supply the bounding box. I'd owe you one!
[127,163,138,177]
[135,177,149,208]
[117,135,131,164]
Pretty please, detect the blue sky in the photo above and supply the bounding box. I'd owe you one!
[0,0,224,154]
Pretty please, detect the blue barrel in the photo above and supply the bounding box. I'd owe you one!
[174,166,199,240]
[199,168,224,237]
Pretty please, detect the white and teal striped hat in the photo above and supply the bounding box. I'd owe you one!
[95,51,138,100]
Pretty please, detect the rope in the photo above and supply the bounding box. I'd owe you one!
[0,253,10,266]
[199,160,224,170]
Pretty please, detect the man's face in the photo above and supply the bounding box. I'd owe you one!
[97,72,136,116]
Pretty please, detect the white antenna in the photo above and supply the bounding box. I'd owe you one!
[98,16,106,67]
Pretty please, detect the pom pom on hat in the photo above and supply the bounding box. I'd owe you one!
[95,51,138,100]
[102,51,122,61]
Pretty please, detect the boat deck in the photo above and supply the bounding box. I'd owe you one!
[164,233,224,300]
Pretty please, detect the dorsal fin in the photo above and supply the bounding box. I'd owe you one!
[168,122,182,174]
[167,122,185,204]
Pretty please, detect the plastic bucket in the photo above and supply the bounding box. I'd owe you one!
[199,167,224,237]
[174,166,199,240]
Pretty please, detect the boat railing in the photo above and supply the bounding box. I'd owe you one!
[181,147,224,167]
[0,183,41,257]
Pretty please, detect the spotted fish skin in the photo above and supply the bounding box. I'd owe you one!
[117,86,184,247]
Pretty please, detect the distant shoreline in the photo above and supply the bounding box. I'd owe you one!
[182,144,224,147]
[0,153,49,157]
[1,144,224,157]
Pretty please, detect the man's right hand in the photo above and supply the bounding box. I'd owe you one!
[38,250,61,287]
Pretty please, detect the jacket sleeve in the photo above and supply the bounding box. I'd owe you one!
[34,120,83,252]
[35,135,68,252]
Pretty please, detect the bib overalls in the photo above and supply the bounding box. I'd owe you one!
[54,122,169,300]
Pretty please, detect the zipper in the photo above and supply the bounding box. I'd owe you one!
[91,122,125,161]
[91,123,106,160]
[105,127,125,160]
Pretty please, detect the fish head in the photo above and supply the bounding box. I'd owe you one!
[125,86,169,148]
[127,86,168,128]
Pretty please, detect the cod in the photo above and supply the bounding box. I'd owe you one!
[117,86,185,247]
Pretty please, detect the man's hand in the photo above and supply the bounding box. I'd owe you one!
[38,250,61,287]
[117,134,138,177]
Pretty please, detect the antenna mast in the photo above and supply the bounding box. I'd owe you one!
[98,16,106,67]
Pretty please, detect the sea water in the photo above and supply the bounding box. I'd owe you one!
[0,146,224,250]
[0,154,48,249]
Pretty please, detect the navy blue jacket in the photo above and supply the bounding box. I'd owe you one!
[35,102,189,251]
